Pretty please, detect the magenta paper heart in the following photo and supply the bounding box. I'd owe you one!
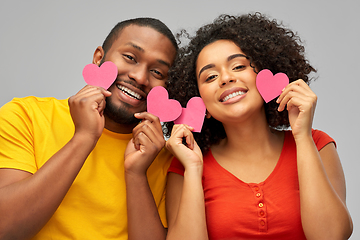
[147,86,182,122]
[82,61,118,89]
[256,69,289,103]
[174,97,206,132]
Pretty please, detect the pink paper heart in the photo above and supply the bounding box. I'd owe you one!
[82,61,118,89]
[256,69,289,103]
[147,86,182,122]
[174,97,206,132]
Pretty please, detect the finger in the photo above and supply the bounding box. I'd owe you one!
[182,126,195,150]
[134,112,163,133]
[133,131,154,152]
[171,124,194,135]
[277,90,305,111]
[171,124,194,149]
[133,119,163,142]
[277,81,315,112]
[70,87,111,106]
[74,85,111,97]
[282,92,317,115]
[133,121,165,149]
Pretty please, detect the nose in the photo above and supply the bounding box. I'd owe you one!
[219,69,236,87]
[128,64,148,86]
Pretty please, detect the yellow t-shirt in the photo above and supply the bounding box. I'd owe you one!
[0,96,172,239]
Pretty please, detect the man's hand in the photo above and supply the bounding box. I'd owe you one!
[124,112,165,175]
[68,85,111,140]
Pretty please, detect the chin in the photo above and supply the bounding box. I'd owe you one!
[104,98,140,125]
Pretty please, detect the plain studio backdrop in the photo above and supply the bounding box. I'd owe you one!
[0,0,358,237]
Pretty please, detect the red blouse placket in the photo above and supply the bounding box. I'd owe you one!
[250,184,268,232]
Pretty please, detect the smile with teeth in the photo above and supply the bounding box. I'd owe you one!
[221,91,246,102]
[117,84,142,100]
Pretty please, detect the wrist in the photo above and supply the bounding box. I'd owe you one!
[72,131,99,149]
[184,164,203,179]
[125,170,148,184]
[293,132,314,147]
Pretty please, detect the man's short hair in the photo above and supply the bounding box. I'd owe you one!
[102,17,178,54]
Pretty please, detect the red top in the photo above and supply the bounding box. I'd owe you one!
[168,130,335,240]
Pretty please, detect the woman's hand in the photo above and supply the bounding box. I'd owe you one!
[166,124,203,171]
[166,124,208,240]
[276,79,317,140]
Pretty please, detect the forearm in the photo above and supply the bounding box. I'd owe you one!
[0,133,96,240]
[125,172,166,240]
[296,136,352,240]
[167,168,208,240]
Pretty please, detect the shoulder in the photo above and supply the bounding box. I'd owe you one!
[1,96,68,112]
[311,129,336,150]
[0,96,69,127]
[285,129,335,151]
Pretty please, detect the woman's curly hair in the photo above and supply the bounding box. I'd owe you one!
[164,12,316,154]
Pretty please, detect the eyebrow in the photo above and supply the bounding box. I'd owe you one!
[198,53,248,78]
[198,64,215,78]
[228,53,248,61]
[126,42,144,52]
[126,42,171,68]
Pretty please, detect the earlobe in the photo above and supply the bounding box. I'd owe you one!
[93,46,105,66]
[206,110,212,119]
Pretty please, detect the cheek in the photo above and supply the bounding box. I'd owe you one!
[148,79,166,91]
[198,85,216,108]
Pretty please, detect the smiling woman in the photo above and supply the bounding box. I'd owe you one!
[164,13,353,240]
[195,40,264,125]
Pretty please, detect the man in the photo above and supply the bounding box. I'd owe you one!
[0,18,177,239]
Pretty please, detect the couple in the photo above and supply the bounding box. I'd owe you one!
[0,14,352,240]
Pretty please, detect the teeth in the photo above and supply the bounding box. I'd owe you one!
[117,85,142,100]
[222,91,245,102]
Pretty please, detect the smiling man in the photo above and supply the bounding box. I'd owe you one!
[0,18,177,240]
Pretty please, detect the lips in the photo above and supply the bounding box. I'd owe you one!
[116,84,142,100]
[115,81,146,101]
[219,87,247,102]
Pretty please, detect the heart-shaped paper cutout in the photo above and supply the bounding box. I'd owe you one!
[174,97,206,132]
[147,86,182,122]
[82,61,118,89]
[256,69,289,103]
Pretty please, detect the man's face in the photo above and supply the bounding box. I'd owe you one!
[99,25,176,128]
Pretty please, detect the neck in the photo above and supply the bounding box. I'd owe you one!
[104,116,137,134]
[215,110,281,155]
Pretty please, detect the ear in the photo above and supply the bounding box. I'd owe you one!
[205,110,212,119]
[93,46,105,66]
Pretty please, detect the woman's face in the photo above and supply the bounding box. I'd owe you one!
[196,40,264,124]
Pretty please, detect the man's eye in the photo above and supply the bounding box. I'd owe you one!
[124,55,136,62]
[151,69,164,78]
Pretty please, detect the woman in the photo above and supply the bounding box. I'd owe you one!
[164,13,353,240]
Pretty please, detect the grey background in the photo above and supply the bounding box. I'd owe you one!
[0,0,358,237]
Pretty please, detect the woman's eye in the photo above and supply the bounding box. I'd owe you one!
[233,65,245,70]
[205,75,217,82]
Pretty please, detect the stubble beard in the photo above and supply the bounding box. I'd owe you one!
[103,96,141,125]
